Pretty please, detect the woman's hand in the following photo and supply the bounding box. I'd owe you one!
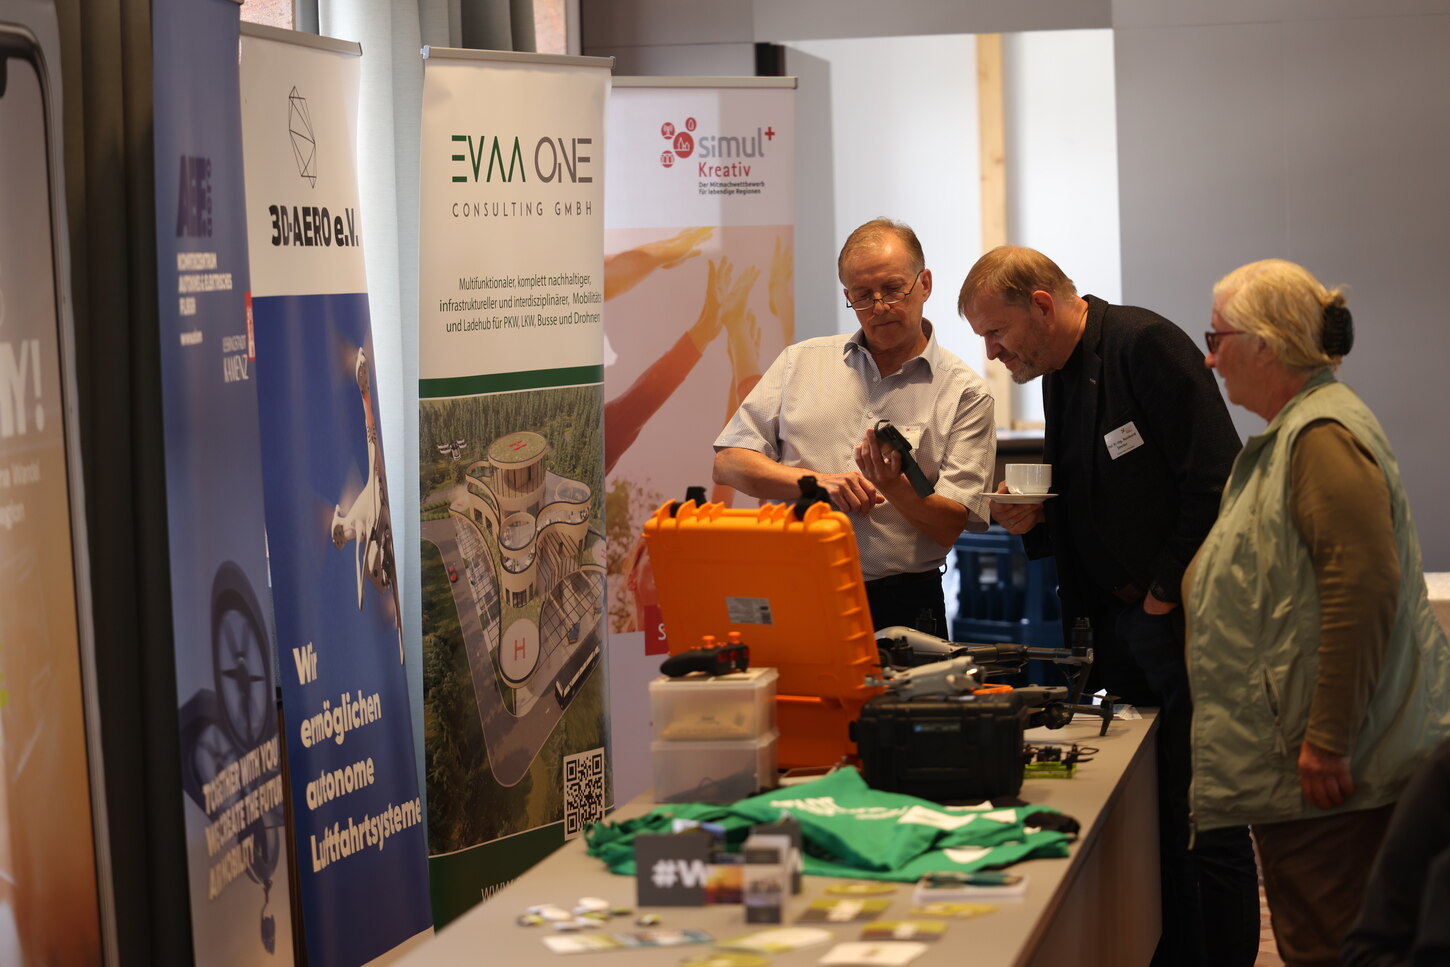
[1298,739,1355,809]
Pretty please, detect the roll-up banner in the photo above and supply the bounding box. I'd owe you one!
[0,1,112,962]
[152,0,296,962]
[601,78,795,799]
[239,25,433,965]
[417,47,612,926]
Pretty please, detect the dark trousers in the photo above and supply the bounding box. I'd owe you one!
[864,569,946,636]
[1082,594,1261,967]
[1255,805,1395,967]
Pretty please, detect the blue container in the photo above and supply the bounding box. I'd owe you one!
[951,527,1063,684]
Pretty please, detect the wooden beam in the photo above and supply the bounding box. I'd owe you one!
[976,32,1014,429]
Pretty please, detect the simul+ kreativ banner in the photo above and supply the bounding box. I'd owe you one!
[601,78,795,800]
[239,24,433,965]
[417,47,612,926]
[0,2,109,962]
[152,0,295,961]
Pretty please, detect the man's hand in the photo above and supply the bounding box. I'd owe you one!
[987,481,1045,535]
[1298,739,1355,810]
[853,428,909,497]
[817,471,883,516]
[1143,591,1178,615]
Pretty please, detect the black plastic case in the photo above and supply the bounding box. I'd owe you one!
[851,691,1029,803]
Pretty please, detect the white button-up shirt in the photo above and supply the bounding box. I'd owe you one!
[715,321,995,581]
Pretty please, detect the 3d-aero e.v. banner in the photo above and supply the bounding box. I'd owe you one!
[239,24,433,966]
[152,0,296,962]
[601,78,795,802]
[417,47,611,926]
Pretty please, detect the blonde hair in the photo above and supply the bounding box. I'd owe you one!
[957,246,1076,317]
[1213,259,1350,372]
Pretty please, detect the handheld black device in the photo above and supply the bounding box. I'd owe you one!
[659,641,750,678]
[874,421,934,498]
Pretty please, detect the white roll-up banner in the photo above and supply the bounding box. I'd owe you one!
[416,47,612,925]
[601,79,795,800]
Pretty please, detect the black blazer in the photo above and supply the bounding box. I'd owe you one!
[1025,295,1241,611]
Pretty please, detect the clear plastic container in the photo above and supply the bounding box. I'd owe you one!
[651,730,779,803]
[650,667,778,741]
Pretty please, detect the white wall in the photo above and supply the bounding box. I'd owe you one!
[1003,28,1119,424]
[784,35,986,371]
[1113,7,1450,567]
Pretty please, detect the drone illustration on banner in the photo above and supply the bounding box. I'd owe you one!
[330,347,404,663]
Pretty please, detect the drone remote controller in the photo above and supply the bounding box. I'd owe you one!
[660,640,750,678]
[875,421,934,498]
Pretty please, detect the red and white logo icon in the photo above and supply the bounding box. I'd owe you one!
[658,117,703,168]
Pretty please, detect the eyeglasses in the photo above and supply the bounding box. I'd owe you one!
[1204,330,1247,354]
[845,270,923,312]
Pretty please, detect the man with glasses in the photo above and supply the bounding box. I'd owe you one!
[713,219,994,633]
[958,245,1256,967]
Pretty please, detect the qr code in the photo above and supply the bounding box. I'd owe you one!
[563,747,606,839]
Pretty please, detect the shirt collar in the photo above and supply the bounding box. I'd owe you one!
[844,319,939,376]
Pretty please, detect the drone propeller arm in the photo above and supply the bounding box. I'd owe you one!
[353,530,365,610]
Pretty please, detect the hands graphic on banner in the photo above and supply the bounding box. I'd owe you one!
[603,226,715,302]
[769,233,794,345]
[603,228,791,633]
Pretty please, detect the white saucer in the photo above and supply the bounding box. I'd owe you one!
[980,491,1057,504]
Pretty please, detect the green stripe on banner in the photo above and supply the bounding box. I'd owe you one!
[419,364,604,398]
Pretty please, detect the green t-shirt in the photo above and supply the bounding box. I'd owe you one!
[586,767,1075,882]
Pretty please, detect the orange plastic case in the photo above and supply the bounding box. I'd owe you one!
[642,499,884,768]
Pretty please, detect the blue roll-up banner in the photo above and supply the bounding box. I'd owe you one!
[152,0,296,962]
[239,25,433,965]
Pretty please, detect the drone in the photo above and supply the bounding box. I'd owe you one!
[330,348,403,663]
[436,438,467,461]
[870,626,1114,735]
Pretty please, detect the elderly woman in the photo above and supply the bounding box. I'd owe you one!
[1185,259,1450,966]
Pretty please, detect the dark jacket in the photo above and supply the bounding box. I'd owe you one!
[1024,295,1240,612]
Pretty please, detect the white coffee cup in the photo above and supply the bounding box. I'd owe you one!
[1005,463,1052,495]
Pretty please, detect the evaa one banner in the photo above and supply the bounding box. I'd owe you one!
[416,47,612,926]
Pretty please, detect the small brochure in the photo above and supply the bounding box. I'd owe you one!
[818,940,930,965]
[912,870,1028,902]
[541,928,714,953]
[796,898,892,923]
[859,920,948,942]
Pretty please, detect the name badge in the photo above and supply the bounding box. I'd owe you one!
[1103,421,1144,460]
[893,424,923,449]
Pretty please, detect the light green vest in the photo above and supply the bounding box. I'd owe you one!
[1185,371,1450,831]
